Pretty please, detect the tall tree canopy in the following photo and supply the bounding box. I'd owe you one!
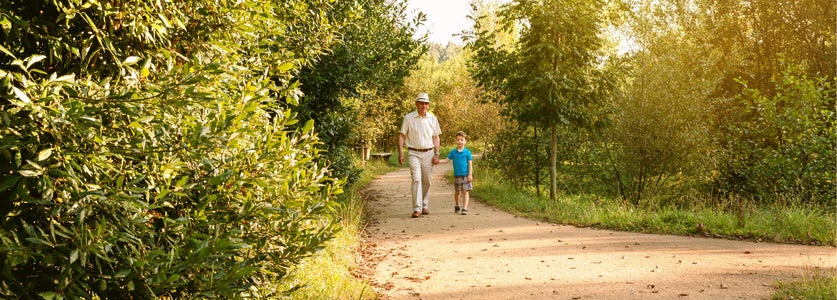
[468,0,615,201]
[294,0,426,182]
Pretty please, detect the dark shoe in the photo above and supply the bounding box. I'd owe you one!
[455,206,461,213]
[461,209,468,215]
[421,208,430,215]
[411,211,421,218]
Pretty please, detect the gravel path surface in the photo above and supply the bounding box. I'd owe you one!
[360,162,836,300]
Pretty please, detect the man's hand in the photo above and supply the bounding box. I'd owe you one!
[398,152,404,165]
[432,154,439,165]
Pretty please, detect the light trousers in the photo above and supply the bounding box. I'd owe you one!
[408,149,434,212]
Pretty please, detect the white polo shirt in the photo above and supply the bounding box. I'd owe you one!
[400,111,441,149]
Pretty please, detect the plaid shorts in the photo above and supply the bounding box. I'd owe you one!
[454,176,472,192]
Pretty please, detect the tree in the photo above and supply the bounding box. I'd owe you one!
[597,0,720,204]
[468,0,614,201]
[616,0,836,204]
[294,0,426,182]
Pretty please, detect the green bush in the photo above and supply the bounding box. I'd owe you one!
[718,63,836,205]
[0,0,348,298]
[0,54,343,298]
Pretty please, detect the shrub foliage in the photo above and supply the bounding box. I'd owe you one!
[0,0,356,298]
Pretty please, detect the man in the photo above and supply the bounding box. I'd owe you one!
[399,92,442,218]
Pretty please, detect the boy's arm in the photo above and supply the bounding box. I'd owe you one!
[467,160,473,182]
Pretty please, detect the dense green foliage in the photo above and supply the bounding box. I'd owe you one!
[0,0,420,298]
[719,67,835,203]
[468,0,615,201]
[294,0,425,182]
[467,0,836,208]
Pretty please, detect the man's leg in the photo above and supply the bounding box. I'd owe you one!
[408,151,423,214]
[419,151,433,212]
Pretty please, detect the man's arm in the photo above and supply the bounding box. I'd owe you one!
[432,135,441,164]
[398,133,406,165]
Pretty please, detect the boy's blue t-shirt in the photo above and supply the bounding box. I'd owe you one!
[447,147,473,176]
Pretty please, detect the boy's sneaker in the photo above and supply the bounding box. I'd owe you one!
[454,206,461,213]
[461,209,468,215]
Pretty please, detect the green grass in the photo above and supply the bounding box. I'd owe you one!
[772,267,837,300]
[471,163,836,245]
[281,157,398,299]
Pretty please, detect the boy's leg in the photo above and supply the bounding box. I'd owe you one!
[462,191,470,210]
[454,190,461,213]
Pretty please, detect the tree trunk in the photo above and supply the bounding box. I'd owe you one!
[550,123,557,202]
[534,125,541,197]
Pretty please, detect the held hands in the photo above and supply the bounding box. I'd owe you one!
[398,151,439,165]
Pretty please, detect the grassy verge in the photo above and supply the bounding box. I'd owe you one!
[469,161,836,298]
[281,157,399,299]
[772,267,837,300]
[471,163,835,245]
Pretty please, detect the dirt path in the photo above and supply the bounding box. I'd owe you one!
[360,162,836,300]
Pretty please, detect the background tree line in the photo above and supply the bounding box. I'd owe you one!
[0,0,422,298]
[465,0,835,208]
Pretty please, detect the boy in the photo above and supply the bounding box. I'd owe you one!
[439,131,473,215]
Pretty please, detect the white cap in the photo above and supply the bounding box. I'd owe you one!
[416,92,430,103]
